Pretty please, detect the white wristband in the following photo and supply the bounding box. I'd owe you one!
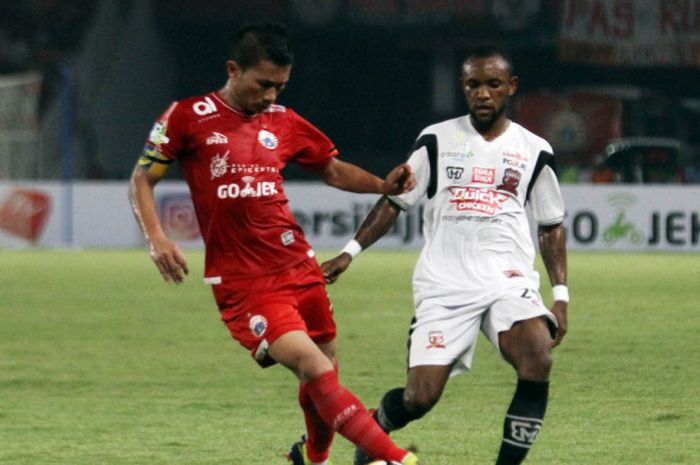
[552,285,569,303]
[341,239,362,258]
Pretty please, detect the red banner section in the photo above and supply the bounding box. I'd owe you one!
[511,91,623,165]
[0,189,51,243]
[559,0,700,66]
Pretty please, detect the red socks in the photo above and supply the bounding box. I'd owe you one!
[299,380,335,462]
[301,370,408,463]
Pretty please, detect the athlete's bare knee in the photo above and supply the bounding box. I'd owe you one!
[270,337,335,381]
[501,318,554,380]
[296,353,335,382]
[516,346,552,381]
[317,340,337,362]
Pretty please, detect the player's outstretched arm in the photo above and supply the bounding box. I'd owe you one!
[538,223,568,347]
[129,165,189,284]
[322,196,401,284]
[318,158,415,195]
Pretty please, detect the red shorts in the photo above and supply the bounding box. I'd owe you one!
[211,258,336,367]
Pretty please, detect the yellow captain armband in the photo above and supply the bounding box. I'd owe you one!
[138,143,173,177]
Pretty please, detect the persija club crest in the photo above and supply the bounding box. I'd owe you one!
[249,315,268,337]
[257,130,278,150]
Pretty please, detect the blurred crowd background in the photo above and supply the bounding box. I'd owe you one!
[1,0,699,183]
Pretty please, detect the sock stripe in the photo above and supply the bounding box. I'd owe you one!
[502,438,532,449]
[505,414,544,424]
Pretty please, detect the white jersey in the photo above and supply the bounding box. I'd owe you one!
[389,116,565,307]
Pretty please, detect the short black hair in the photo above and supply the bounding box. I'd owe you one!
[464,45,514,76]
[229,22,294,70]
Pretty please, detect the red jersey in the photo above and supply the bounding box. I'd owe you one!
[146,92,338,282]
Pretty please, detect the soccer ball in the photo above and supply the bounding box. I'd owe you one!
[367,461,397,465]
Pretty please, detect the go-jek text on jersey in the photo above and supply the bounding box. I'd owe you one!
[145,92,338,282]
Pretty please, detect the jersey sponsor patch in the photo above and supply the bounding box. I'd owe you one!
[148,122,170,146]
[446,166,464,179]
[210,151,229,179]
[206,132,228,145]
[216,177,278,199]
[448,187,509,215]
[193,96,217,116]
[471,167,495,184]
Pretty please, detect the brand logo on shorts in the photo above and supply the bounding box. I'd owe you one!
[249,315,268,337]
[281,230,295,246]
[504,269,524,278]
[426,331,446,349]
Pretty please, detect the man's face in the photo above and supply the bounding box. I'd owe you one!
[460,56,517,130]
[227,59,291,114]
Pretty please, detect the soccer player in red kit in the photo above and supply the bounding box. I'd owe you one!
[128,23,421,465]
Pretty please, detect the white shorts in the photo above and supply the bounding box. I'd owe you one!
[408,287,557,377]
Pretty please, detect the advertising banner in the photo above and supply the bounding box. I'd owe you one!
[511,92,623,166]
[0,181,698,252]
[559,0,700,66]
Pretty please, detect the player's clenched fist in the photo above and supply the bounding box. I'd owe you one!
[321,253,353,284]
[382,163,416,195]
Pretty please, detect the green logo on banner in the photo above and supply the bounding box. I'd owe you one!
[603,193,643,245]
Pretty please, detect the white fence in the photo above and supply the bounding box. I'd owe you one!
[0,181,698,252]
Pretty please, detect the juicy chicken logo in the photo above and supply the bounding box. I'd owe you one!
[448,187,510,215]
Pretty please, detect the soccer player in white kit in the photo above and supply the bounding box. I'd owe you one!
[322,46,568,465]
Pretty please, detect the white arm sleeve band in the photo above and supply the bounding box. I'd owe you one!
[388,145,429,210]
[530,165,566,226]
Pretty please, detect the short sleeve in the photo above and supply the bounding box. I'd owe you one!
[530,165,565,226]
[287,109,338,171]
[388,144,430,210]
[145,101,185,160]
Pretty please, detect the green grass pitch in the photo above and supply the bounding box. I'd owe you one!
[1,249,698,464]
